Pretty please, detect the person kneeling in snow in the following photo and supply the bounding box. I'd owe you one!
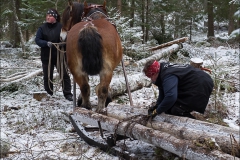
[143,60,214,119]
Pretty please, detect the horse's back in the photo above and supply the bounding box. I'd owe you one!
[67,19,122,71]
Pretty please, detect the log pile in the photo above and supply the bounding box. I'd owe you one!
[71,106,240,160]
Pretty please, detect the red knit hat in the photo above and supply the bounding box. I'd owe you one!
[145,60,160,78]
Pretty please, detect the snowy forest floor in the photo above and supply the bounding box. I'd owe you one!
[0,37,239,159]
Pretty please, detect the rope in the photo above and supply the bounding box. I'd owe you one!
[47,42,69,93]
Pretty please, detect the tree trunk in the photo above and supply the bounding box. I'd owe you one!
[145,0,149,42]
[141,0,145,43]
[110,73,151,97]
[106,105,239,139]
[130,0,135,44]
[228,3,236,35]
[71,108,239,160]
[133,44,180,67]
[106,104,240,157]
[174,13,180,38]
[117,0,122,14]
[207,0,214,37]
[12,0,26,55]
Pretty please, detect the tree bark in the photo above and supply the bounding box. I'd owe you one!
[110,73,151,97]
[71,108,239,160]
[141,0,145,43]
[106,104,240,157]
[228,3,236,35]
[0,69,42,90]
[133,44,180,67]
[145,0,149,42]
[12,0,26,55]
[149,37,188,51]
[207,0,214,37]
[106,105,239,139]
[117,0,122,14]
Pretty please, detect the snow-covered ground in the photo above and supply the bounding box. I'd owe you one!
[1,34,239,159]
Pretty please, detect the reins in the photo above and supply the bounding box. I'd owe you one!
[47,42,69,93]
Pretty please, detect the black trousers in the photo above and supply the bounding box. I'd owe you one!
[42,62,72,97]
[165,103,196,119]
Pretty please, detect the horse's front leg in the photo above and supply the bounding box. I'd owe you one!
[74,74,91,110]
[96,72,113,112]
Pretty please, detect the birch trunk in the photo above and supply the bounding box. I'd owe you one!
[71,108,239,160]
[106,104,240,157]
[133,44,180,67]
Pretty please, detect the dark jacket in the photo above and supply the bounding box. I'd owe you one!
[35,22,62,64]
[154,62,214,114]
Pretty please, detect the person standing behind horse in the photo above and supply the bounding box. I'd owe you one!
[35,8,73,101]
[143,60,214,119]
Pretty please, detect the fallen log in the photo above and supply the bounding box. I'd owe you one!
[110,73,151,97]
[71,108,239,160]
[133,44,180,67]
[106,105,239,138]
[2,69,42,83]
[106,104,240,157]
[148,37,188,51]
[0,69,42,91]
[0,73,27,82]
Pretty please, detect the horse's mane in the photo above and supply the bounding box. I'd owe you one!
[62,2,84,25]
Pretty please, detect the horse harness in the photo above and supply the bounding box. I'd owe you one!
[81,5,117,29]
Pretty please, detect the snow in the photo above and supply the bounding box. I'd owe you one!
[1,32,239,159]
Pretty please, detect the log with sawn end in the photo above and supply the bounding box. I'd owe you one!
[106,104,240,157]
[133,44,180,67]
[71,108,239,160]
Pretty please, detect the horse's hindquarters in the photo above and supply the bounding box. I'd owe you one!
[66,19,123,112]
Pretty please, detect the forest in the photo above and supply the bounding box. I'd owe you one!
[0,0,239,159]
[0,0,239,50]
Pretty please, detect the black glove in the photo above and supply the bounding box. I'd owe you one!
[148,105,157,114]
[148,109,158,118]
[47,41,52,48]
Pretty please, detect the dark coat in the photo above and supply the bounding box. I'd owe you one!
[35,22,62,64]
[154,62,214,114]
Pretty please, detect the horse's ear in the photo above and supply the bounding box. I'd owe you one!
[103,0,106,8]
[84,1,88,8]
[68,0,73,11]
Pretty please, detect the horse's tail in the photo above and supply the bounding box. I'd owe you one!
[78,25,103,75]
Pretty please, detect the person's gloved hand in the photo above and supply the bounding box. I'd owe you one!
[148,109,158,118]
[148,105,157,114]
[47,41,52,48]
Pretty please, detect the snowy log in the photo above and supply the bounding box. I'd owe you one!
[110,73,151,97]
[0,73,27,82]
[71,108,239,160]
[0,69,42,90]
[106,104,240,157]
[148,37,188,51]
[6,69,42,83]
[133,44,180,67]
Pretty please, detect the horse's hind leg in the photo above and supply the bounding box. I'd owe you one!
[74,74,91,110]
[96,72,113,112]
[95,84,112,107]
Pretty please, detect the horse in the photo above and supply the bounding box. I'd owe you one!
[61,1,123,112]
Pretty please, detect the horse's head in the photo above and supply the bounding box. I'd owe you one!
[82,1,108,20]
[60,0,84,41]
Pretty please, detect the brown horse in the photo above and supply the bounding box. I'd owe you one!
[61,1,123,112]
